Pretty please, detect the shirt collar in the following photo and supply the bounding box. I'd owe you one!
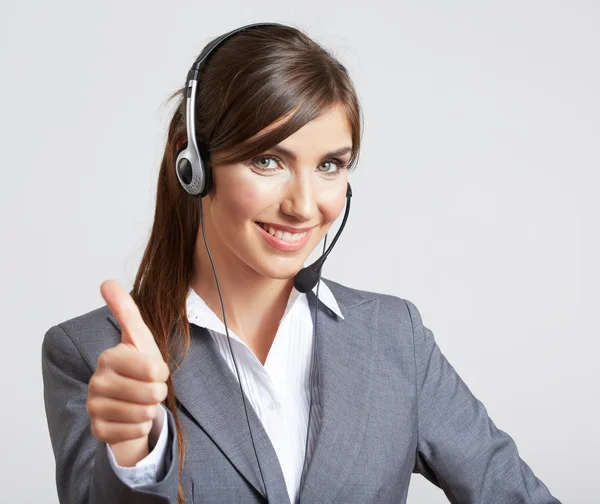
[310,279,344,319]
[186,277,344,335]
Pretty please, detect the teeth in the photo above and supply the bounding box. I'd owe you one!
[259,223,307,243]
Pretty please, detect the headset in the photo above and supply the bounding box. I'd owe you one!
[175,22,353,502]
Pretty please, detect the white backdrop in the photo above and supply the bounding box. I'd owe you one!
[1,1,598,503]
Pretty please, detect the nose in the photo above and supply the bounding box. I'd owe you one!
[279,171,318,222]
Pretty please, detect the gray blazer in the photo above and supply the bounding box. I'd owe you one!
[42,279,561,503]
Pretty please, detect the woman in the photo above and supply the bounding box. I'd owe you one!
[42,23,560,504]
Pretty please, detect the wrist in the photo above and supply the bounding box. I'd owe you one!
[110,436,150,467]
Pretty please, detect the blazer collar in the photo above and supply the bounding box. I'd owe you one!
[106,285,377,503]
[186,278,344,340]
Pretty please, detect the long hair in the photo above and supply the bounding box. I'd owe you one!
[130,23,362,503]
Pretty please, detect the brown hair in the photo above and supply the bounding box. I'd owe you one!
[130,23,362,503]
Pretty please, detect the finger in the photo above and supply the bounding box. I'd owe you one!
[97,344,169,382]
[100,280,162,357]
[89,369,168,404]
[90,419,153,444]
[87,396,158,423]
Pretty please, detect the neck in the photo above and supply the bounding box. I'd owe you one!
[191,233,295,361]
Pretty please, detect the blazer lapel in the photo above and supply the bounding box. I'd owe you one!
[298,292,378,503]
[174,324,293,503]
[107,284,377,504]
[106,314,290,503]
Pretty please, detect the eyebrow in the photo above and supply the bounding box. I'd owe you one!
[268,145,352,161]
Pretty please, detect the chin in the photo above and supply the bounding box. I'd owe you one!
[255,259,305,281]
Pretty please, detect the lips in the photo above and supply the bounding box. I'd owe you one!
[255,222,314,252]
[257,222,309,243]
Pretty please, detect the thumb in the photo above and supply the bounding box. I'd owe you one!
[100,279,162,358]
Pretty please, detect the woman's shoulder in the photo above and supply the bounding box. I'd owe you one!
[322,277,421,323]
[42,305,120,373]
[322,278,429,354]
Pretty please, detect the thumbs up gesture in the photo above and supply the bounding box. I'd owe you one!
[86,280,170,466]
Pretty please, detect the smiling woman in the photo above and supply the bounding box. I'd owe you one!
[41,22,561,504]
[199,105,352,282]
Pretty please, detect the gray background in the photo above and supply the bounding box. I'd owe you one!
[1,1,598,503]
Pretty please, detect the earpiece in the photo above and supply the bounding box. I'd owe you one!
[175,74,211,197]
[176,22,283,198]
[175,139,213,198]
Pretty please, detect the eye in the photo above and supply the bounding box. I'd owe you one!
[316,159,346,177]
[317,161,337,173]
[251,156,280,172]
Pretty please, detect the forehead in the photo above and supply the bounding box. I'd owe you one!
[277,105,352,153]
[211,103,354,166]
[254,104,353,156]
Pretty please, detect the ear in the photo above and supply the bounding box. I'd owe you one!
[175,136,187,154]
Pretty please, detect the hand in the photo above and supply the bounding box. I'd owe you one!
[86,279,170,467]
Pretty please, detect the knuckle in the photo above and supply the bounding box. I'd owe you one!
[86,397,100,417]
[90,420,105,440]
[99,347,120,368]
[146,359,166,382]
[115,342,131,353]
[141,360,155,381]
[117,344,130,354]
[134,421,151,438]
[156,382,169,402]
[142,404,157,421]
[88,377,98,396]
[97,352,109,369]
[147,384,162,403]
[88,376,103,397]
[150,360,165,381]
[142,420,153,435]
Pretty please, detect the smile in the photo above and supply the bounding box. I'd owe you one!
[255,222,314,251]
[257,223,308,242]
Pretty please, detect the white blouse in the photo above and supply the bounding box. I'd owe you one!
[107,280,343,503]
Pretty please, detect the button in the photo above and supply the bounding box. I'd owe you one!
[268,401,280,412]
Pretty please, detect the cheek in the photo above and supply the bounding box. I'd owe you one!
[215,171,278,223]
[237,185,266,215]
[321,189,348,224]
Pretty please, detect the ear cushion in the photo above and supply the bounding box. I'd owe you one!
[203,164,213,196]
[176,138,213,197]
[198,141,213,196]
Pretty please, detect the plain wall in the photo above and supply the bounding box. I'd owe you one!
[1,1,598,502]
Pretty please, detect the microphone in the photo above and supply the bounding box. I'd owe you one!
[294,183,352,293]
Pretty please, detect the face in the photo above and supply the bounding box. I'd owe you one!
[198,104,352,282]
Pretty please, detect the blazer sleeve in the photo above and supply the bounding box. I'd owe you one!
[404,299,561,504]
[41,324,179,504]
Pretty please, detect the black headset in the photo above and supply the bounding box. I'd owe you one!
[176,22,353,502]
